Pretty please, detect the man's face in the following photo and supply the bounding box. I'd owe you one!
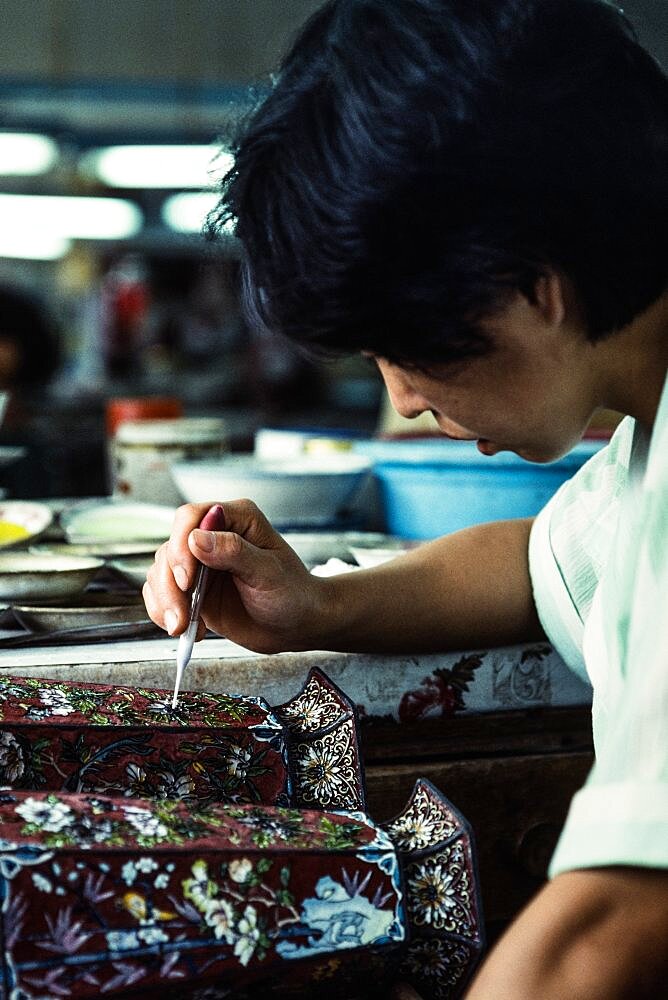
[373,280,604,463]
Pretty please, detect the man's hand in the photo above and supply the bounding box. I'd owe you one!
[143,500,334,653]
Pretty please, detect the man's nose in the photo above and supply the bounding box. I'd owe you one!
[377,361,430,419]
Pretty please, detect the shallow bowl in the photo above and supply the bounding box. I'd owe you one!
[107,556,154,589]
[11,592,147,632]
[0,554,104,602]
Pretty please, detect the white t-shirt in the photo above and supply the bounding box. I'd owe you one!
[529,372,668,876]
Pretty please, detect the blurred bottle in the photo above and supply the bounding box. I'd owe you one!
[100,255,149,378]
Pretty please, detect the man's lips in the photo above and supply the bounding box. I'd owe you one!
[476,438,501,456]
[437,427,504,456]
[439,430,477,442]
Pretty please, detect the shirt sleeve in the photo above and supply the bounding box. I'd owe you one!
[528,494,590,681]
[528,419,635,682]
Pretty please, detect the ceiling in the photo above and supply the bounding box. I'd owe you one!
[0,0,323,140]
[0,0,665,141]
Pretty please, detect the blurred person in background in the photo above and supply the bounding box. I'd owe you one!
[0,283,62,497]
[0,283,60,394]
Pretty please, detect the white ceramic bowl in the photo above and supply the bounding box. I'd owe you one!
[0,554,104,601]
[171,454,372,528]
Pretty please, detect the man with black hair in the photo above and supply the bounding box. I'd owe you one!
[144,1,668,995]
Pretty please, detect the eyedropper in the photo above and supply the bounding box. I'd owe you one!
[171,503,225,708]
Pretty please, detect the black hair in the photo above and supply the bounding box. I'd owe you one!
[210,0,668,366]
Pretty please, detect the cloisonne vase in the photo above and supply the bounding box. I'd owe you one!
[0,669,484,999]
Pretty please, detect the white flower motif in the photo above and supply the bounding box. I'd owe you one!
[38,688,76,716]
[154,769,195,800]
[299,743,347,801]
[0,732,25,781]
[138,925,169,946]
[408,862,458,928]
[391,813,440,851]
[204,897,236,944]
[234,906,261,966]
[121,861,138,886]
[228,858,252,884]
[226,745,252,779]
[123,806,168,840]
[281,686,337,732]
[125,762,148,794]
[16,797,75,833]
[136,857,159,874]
[106,929,141,951]
[154,872,170,890]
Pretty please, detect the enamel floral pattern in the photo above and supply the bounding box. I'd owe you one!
[0,791,404,999]
[0,670,367,813]
[0,671,484,999]
[382,779,485,999]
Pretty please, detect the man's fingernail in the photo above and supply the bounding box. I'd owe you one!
[164,610,178,635]
[192,529,214,552]
[173,565,188,591]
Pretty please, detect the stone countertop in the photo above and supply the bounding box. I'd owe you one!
[0,635,591,721]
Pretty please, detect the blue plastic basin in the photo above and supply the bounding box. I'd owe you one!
[354,438,606,539]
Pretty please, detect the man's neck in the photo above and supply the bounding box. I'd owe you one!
[597,290,668,429]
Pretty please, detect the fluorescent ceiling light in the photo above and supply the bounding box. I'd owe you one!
[84,145,234,189]
[0,231,70,261]
[161,191,226,234]
[0,194,142,239]
[0,133,58,175]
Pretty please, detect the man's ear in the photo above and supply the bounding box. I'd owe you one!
[532,271,566,328]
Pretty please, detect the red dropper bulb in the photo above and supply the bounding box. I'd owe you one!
[199,504,226,532]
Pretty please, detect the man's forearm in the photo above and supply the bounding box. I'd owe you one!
[322,517,544,653]
[465,868,668,1000]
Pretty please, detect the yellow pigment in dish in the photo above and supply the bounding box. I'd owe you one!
[0,521,31,545]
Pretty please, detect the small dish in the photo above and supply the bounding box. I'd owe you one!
[107,555,154,588]
[0,554,104,602]
[0,501,53,549]
[61,500,176,544]
[12,593,148,632]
